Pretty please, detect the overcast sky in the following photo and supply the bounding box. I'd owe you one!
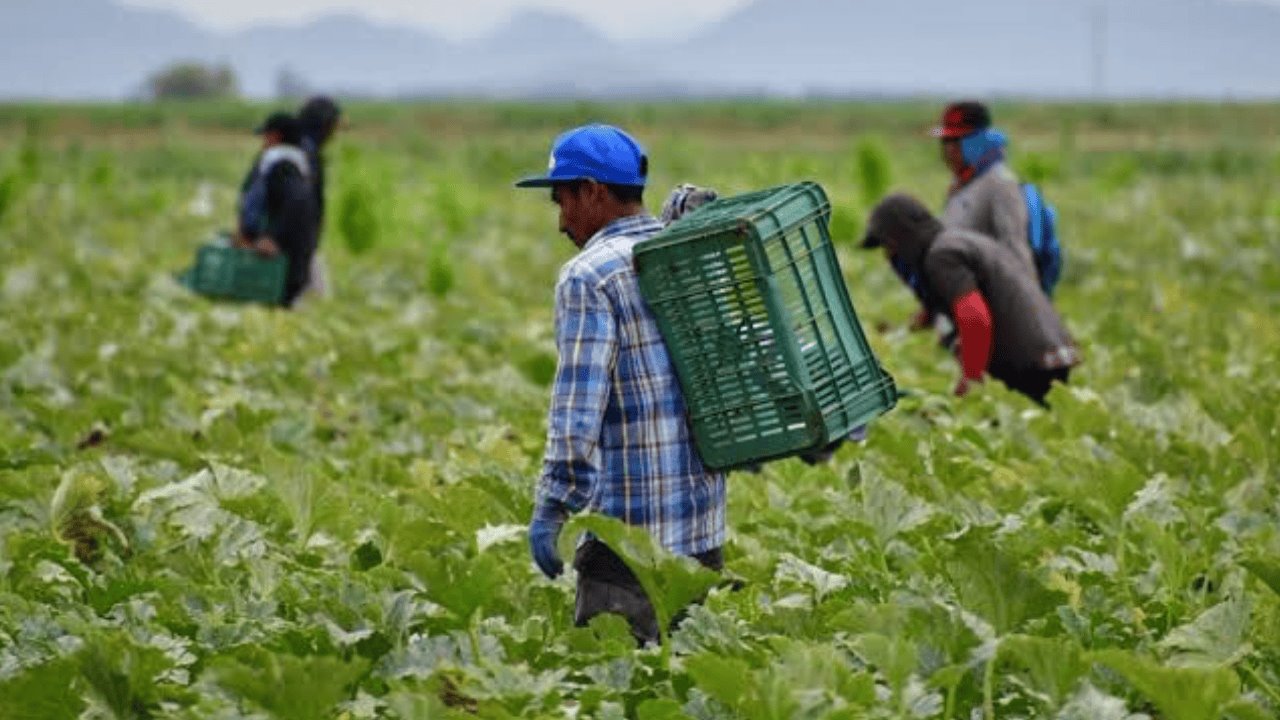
[120,0,755,40]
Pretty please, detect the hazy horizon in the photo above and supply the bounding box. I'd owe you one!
[6,0,1280,100]
[120,0,754,40]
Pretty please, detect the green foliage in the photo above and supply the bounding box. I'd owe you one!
[0,659,84,719]
[426,242,455,299]
[206,647,369,719]
[947,537,1066,635]
[338,179,381,254]
[827,204,863,248]
[1098,154,1140,192]
[1091,649,1243,720]
[852,136,892,208]
[0,171,22,222]
[999,635,1089,709]
[1019,151,1062,185]
[145,62,238,101]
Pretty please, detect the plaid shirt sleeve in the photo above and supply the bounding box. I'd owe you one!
[536,272,617,514]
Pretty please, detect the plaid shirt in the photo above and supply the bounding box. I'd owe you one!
[535,214,726,557]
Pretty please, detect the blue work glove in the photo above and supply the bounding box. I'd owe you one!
[528,502,568,579]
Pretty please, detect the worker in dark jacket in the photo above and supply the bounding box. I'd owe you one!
[293,96,341,298]
[297,96,341,221]
[865,194,1079,405]
[237,112,318,308]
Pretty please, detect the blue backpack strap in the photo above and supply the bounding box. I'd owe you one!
[1023,183,1044,253]
[1041,201,1062,294]
[1022,183,1061,296]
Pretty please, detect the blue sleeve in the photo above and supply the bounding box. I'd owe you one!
[238,169,268,238]
[536,273,617,513]
[892,255,937,313]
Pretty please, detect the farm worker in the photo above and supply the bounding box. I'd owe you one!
[515,125,726,644]
[872,102,1035,334]
[236,112,319,308]
[936,101,1034,274]
[295,96,343,298]
[864,194,1079,405]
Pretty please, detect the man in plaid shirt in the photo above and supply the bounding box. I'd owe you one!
[515,124,727,644]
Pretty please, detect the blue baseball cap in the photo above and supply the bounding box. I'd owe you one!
[515,124,648,188]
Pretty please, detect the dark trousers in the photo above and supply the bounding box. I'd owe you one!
[991,365,1071,406]
[573,539,723,645]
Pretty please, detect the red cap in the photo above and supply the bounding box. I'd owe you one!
[931,102,992,139]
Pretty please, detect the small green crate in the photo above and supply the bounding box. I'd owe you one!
[634,181,897,470]
[180,239,287,305]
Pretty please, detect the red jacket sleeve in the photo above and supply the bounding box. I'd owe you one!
[952,290,993,380]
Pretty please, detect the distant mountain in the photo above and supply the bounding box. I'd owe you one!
[673,0,1280,97]
[1,0,1278,99]
[0,0,213,98]
[226,15,451,96]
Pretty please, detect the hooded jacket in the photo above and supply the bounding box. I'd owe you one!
[944,158,1035,277]
[870,194,1077,372]
[298,97,341,223]
[941,128,1034,277]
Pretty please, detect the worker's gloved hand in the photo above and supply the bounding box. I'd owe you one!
[254,237,281,258]
[954,376,983,398]
[660,183,719,225]
[909,308,933,332]
[528,502,568,579]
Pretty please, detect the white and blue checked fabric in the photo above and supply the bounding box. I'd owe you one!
[536,213,727,557]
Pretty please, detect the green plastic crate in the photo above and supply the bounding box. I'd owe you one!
[634,181,897,470]
[180,238,287,305]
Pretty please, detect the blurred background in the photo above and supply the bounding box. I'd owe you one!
[2,0,1279,101]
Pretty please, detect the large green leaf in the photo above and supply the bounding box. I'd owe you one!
[947,538,1066,636]
[0,659,84,720]
[206,648,369,720]
[1090,649,1241,720]
[564,514,720,643]
[75,632,186,720]
[999,635,1089,709]
[1242,558,1280,597]
[683,653,751,713]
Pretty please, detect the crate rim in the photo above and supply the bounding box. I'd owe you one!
[635,180,831,255]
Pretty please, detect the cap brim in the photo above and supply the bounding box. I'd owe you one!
[860,233,883,249]
[514,176,558,188]
[931,126,971,139]
[514,174,597,189]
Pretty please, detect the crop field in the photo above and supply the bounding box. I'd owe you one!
[0,101,1278,719]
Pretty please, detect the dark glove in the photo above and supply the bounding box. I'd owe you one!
[528,502,567,579]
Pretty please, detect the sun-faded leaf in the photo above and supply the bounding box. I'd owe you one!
[1054,682,1144,720]
[857,465,934,547]
[476,523,524,552]
[1157,596,1252,667]
[775,553,850,601]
